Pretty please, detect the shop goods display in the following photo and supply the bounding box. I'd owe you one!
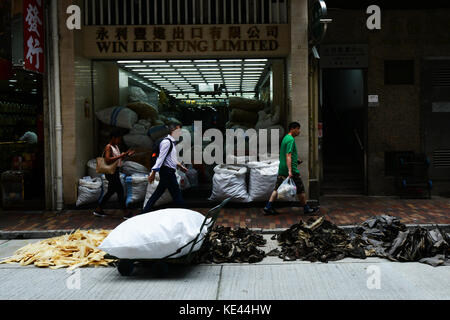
[123,133,153,149]
[351,215,450,266]
[276,177,297,201]
[129,122,150,136]
[96,106,138,129]
[76,177,102,207]
[87,159,102,178]
[194,226,266,264]
[255,106,281,130]
[127,101,158,121]
[148,125,170,141]
[121,161,149,176]
[99,173,127,203]
[125,174,149,207]
[185,165,199,187]
[143,171,182,208]
[274,217,367,262]
[99,209,211,259]
[209,165,251,203]
[128,86,149,104]
[0,230,115,270]
[247,160,279,201]
[228,97,266,112]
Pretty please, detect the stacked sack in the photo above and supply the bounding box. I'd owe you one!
[209,165,251,203]
[76,177,103,207]
[226,97,266,129]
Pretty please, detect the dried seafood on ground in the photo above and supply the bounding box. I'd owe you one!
[0,230,116,270]
[194,226,267,264]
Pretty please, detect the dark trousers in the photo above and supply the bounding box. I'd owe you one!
[98,169,126,209]
[142,166,185,214]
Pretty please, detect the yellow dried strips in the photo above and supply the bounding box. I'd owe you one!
[0,229,116,270]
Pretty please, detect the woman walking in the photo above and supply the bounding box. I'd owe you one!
[93,130,134,220]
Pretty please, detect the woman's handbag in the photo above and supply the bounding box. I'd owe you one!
[96,148,118,175]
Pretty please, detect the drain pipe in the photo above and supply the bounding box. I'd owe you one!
[51,0,63,211]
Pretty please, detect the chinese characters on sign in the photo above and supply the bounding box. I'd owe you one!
[23,0,44,73]
[319,44,368,69]
[85,24,289,58]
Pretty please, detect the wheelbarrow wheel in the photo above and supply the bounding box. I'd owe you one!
[118,259,135,276]
[151,261,169,277]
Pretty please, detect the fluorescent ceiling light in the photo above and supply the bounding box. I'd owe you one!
[194,59,217,62]
[118,60,141,63]
[125,65,146,68]
[169,60,192,62]
[245,59,268,62]
[199,68,220,71]
[220,59,242,62]
[143,60,166,63]
[197,64,219,67]
[175,65,195,67]
[245,67,265,70]
[222,68,241,71]
[244,63,266,66]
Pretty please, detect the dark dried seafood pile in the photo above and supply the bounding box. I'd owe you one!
[272,216,367,262]
[351,215,450,266]
[194,226,267,264]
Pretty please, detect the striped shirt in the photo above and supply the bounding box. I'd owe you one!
[152,135,178,171]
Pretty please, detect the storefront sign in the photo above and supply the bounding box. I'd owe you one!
[23,0,44,73]
[368,95,379,107]
[319,44,368,68]
[83,24,290,58]
[0,0,12,80]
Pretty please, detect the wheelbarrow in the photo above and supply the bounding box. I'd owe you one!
[115,198,231,276]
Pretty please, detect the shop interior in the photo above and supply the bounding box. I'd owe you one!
[0,69,45,209]
[84,58,287,207]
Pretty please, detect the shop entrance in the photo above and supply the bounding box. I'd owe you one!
[320,69,367,195]
[86,57,286,208]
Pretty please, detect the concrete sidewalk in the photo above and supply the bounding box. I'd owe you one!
[1,236,449,300]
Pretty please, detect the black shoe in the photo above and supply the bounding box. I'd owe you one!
[263,207,280,216]
[304,207,320,215]
[93,211,110,218]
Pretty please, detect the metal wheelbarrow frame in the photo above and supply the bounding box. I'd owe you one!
[116,198,231,276]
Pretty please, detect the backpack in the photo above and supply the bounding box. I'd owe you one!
[150,137,174,169]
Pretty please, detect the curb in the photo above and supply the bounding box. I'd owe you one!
[1,224,449,240]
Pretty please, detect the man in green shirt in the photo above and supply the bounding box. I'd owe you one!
[264,122,319,215]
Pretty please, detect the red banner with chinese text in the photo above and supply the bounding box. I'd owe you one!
[23,0,44,73]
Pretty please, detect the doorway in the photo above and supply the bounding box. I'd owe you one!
[320,69,367,195]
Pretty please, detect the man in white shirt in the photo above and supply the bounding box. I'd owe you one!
[142,123,188,213]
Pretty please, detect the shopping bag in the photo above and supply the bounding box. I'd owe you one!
[276,177,297,201]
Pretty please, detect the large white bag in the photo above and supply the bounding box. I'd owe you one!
[125,174,149,207]
[247,160,279,201]
[99,173,127,203]
[76,177,102,207]
[95,107,138,129]
[143,171,182,208]
[209,165,250,202]
[99,208,210,259]
[121,161,149,176]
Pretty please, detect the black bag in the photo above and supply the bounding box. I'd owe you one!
[150,137,174,169]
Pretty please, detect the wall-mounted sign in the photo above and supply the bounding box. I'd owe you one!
[368,95,379,107]
[23,0,44,73]
[83,24,290,58]
[319,44,368,69]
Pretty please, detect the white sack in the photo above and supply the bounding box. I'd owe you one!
[76,177,102,207]
[143,171,182,208]
[99,208,210,259]
[125,174,149,206]
[128,86,148,103]
[121,161,149,176]
[247,160,279,201]
[95,107,138,129]
[209,165,250,202]
[186,165,198,187]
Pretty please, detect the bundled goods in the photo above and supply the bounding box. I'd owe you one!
[128,86,149,104]
[125,174,149,207]
[194,226,267,264]
[255,106,280,130]
[209,165,250,203]
[0,230,115,270]
[148,125,169,141]
[228,97,266,112]
[96,107,138,129]
[99,209,211,259]
[229,108,257,126]
[247,160,279,201]
[76,177,102,207]
[127,101,158,122]
[121,161,149,176]
[123,134,153,149]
